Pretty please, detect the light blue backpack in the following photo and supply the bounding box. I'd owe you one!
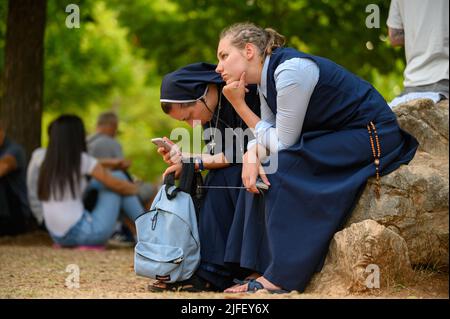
[134,173,201,283]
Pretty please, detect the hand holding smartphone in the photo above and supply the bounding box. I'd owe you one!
[152,137,183,166]
[151,137,174,152]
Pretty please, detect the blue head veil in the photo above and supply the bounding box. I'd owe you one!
[160,62,224,103]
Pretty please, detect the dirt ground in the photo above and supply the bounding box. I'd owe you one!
[0,230,448,299]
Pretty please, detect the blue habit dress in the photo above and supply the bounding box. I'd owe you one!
[224,47,419,292]
[195,85,261,289]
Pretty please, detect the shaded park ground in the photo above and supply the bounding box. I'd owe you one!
[0,231,447,299]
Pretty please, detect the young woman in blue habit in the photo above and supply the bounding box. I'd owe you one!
[151,62,262,292]
[215,23,419,293]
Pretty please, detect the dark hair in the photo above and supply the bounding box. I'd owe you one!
[220,22,286,58]
[161,101,196,114]
[38,115,87,201]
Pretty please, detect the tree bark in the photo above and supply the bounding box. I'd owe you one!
[0,0,47,161]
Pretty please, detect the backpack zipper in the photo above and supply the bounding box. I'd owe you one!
[151,211,159,230]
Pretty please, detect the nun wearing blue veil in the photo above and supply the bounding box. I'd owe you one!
[152,62,262,291]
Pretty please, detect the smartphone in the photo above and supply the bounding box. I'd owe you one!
[255,178,269,191]
[151,138,173,152]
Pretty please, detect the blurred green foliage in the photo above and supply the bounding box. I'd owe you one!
[0,0,406,183]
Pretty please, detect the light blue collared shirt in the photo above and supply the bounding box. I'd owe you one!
[248,55,320,161]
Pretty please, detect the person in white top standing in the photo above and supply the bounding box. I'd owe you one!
[387,0,449,107]
[37,115,143,247]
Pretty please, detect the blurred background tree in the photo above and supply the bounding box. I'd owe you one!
[0,0,46,160]
[0,0,405,184]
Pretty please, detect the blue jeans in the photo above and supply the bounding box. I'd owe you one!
[52,171,144,246]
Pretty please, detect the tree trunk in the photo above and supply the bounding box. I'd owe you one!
[0,0,47,161]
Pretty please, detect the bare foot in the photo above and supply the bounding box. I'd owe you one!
[224,276,281,293]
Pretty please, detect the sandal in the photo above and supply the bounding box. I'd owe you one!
[245,279,289,294]
[147,275,220,293]
[233,278,251,285]
[225,273,261,291]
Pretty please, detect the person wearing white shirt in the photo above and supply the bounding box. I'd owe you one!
[387,0,449,107]
[38,115,143,246]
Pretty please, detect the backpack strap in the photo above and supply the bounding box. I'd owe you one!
[163,162,204,212]
[163,173,179,200]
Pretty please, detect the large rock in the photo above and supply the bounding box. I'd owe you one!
[394,99,448,157]
[347,99,449,268]
[347,151,449,267]
[308,99,448,294]
[307,220,413,295]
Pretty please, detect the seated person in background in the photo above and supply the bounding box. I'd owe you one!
[38,114,144,248]
[0,121,36,236]
[87,111,155,207]
[87,111,132,174]
[27,145,131,229]
[27,131,146,234]
[387,0,449,107]
[87,111,155,244]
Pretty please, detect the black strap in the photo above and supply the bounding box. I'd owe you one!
[178,162,196,193]
[163,173,179,200]
[181,161,204,217]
